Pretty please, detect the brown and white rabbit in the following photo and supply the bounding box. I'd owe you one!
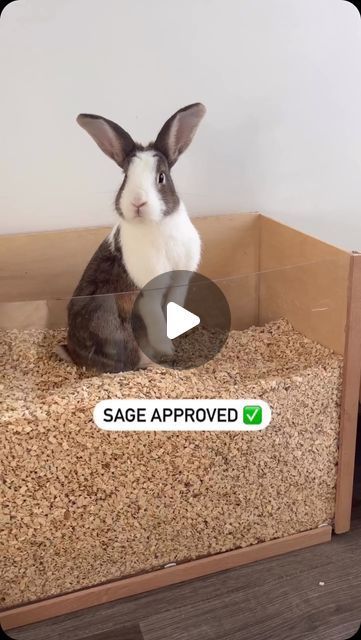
[57,103,206,373]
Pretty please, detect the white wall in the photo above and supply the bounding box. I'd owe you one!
[0,0,361,250]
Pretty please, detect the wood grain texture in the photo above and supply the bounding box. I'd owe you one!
[258,215,350,355]
[85,624,144,640]
[0,527,331,631]
[0,213,260,330]
[335,254,361,533]
[258,214,349,267]
[0,214,259,302]
[8,503,361,640]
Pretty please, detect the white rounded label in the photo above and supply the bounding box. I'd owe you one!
[93,399,272,431]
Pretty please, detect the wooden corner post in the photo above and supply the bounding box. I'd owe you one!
[335,252,361,533]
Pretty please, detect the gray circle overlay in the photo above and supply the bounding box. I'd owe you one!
[131,270,231,370]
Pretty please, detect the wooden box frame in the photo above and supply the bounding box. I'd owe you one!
[1,212,360,630]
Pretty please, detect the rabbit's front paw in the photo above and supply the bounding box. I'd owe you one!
[155,337,174,358]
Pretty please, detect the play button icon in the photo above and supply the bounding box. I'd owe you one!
[166,302,200,339]
[131,270,231,369]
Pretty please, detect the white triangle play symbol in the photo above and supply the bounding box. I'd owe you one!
[166,302,200,340]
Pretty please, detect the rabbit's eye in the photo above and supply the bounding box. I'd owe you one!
[158,172,166,184]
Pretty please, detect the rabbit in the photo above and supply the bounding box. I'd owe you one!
[56,103,206,373]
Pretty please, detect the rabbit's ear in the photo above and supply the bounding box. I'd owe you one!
[76,114,135,168]
[154,103,206,167]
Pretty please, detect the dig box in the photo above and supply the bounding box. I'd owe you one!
[0,212,360,629]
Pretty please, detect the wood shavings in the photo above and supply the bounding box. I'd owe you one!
[0,319,342,607]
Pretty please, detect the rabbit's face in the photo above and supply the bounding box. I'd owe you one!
[76,103,206,222]
[116,149,179,223]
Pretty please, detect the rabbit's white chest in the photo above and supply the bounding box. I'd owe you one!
[118,206,201,288]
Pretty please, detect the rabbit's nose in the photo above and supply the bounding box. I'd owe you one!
[132,190,147,207]
[132,200,147,209]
